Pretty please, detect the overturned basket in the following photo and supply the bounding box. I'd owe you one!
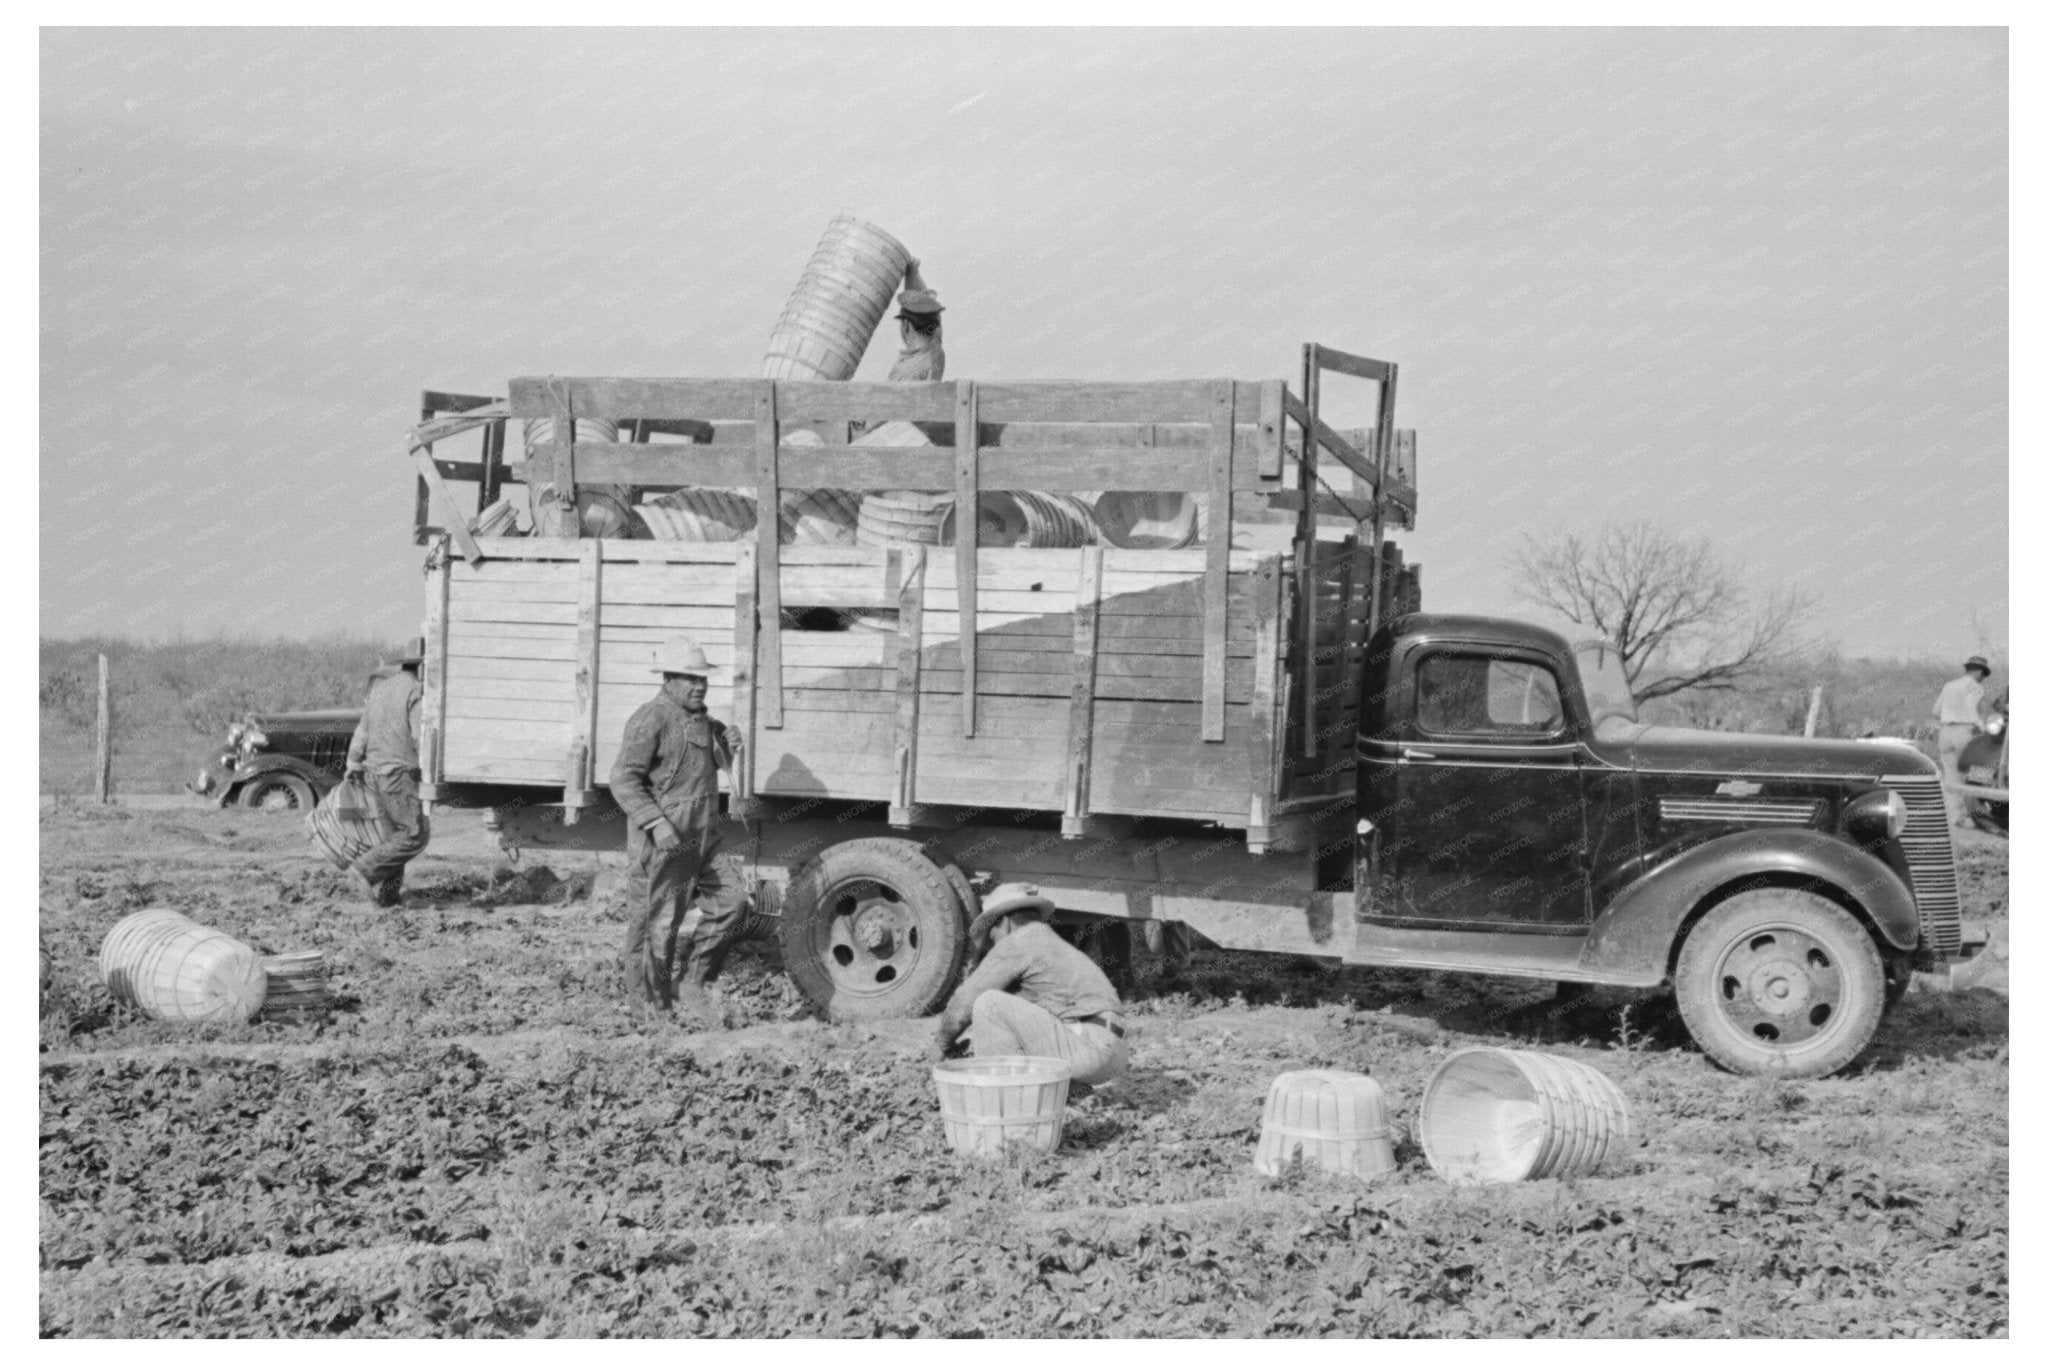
[99,909,267,1024]
[1418,1047,1634,1184]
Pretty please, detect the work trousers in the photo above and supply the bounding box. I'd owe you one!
[352,766,430,895]
[969,991,1130,1086]
[1937,724,1976,825]
[623,800,746,1007]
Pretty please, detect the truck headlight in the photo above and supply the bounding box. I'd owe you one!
[1845,789,1907,842]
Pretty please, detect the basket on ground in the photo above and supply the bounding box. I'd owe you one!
[1253,1069,1396,1182]
[1418,1047,1634,1184]
[99,909,267,1023]
[931,1055,1072,1163]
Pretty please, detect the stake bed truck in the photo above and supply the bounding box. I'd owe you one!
[402,346,1979,1077]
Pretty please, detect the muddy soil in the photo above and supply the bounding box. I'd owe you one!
[38,803,2008,1337]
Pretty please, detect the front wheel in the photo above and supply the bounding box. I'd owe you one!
[1674,888,1885,1079]
[778,839,969,1022]
[239,772,317,811]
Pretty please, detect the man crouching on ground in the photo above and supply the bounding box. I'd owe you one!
[608,635,745,1023]
[928,883,1129,1087]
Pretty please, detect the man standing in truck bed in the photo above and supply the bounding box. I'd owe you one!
[345,637,430,908]
[609,636,746,1021]
[888,258,945,382]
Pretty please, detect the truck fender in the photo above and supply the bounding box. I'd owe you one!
[1581,828,1920,981]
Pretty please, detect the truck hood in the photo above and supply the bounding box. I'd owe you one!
[1621,724,1938,781]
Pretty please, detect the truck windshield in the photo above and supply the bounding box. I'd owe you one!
[1574,640,1638,727]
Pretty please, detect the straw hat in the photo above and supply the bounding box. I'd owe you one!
[968,882,1055,947]
[650,636,718,678]
[1964,655,1992,677]
[897,288,944,317]
[389,637,426,666]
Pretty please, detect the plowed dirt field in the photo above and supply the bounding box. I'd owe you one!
[38,802,2009,1337]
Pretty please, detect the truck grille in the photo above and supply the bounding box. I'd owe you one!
[1882,776,1962,956]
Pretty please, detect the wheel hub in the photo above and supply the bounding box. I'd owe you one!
[820,880,924,997]
[1716,925,1841,1045]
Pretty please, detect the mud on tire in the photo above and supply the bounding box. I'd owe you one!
[778,838,969,1022]
[1674,887,1885,1079]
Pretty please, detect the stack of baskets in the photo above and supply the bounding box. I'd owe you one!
[762,214,913,382]
[99,910,268,1024]
[258,950,331,1023]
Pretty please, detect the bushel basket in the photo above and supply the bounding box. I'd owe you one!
[306,773,384,870]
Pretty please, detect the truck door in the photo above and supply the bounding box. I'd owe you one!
[1363,648,1589,928]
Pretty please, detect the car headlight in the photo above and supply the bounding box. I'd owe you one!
[243,725,267,749]
[218,752,237,769]
[1845,789,1908,842]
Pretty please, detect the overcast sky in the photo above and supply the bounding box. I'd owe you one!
[39,26,2008,662]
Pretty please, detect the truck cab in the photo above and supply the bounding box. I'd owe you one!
[1355,613,1976,1077]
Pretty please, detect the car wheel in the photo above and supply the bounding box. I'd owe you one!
[778,838,969,1022]
[1674,888,1885,1079]
[240,772,317,811]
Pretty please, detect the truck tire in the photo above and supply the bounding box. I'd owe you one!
[1674,888,1885,1079]
[779,838,969,1022]
[240,772,317,811]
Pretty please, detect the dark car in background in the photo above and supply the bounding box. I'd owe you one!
[189,709,361,810]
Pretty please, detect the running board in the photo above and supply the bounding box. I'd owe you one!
[1345,918,1666,989]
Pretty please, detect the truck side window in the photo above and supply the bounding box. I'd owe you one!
[1417,654,1564,737]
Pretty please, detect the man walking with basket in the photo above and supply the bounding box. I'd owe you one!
[609,636,747,1022]
[344,637,430,908]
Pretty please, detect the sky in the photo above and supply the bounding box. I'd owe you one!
[39,26,2009,662]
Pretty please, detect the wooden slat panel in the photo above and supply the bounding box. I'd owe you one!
[447,716,576,749]
[449,634,581,662]
[445,656,580,684]
[444,696,579,723]
[443,757,565,784]
[448,598,579,626]
[450,578,581,604]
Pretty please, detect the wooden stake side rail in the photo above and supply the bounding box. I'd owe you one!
[416,363,1415,844]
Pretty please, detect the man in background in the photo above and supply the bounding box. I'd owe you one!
[345,637,430,908]
[1932,655,1992,827]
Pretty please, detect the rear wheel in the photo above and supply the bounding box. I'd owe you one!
[1674,888,1884,1079]
[240,772,316,811]
[778,839,969,1021]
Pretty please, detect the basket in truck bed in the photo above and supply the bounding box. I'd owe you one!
[410,357,1418,847]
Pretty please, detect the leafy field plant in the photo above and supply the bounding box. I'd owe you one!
[38,806,2008,1337]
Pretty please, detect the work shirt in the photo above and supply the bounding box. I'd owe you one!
[1934,675,1986,728]
[609,688,735,835]
[347,666,421,774]
[888,336,945,382]
[938,920,1120,1039]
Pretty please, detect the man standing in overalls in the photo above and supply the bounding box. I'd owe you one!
[609,636,745,1021]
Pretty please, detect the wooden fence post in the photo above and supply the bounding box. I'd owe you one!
[94,654,112,803]
[1803,685,1824,738]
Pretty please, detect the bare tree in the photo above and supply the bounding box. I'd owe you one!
[1510,522,1811,703]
